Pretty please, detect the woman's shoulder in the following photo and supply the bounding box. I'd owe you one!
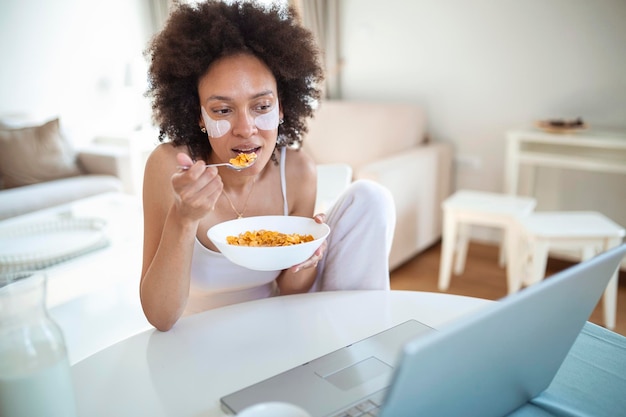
[149,142,186,161]
[284,147,316,179]
[145,142,186,171]
[285,147,315,168]
[143,143,188,190]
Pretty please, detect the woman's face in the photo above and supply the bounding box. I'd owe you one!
[197,53,282,172]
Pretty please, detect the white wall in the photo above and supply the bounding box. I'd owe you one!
[340,0,626,228]
[0,0,154,145]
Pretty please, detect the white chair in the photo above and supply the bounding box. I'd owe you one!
[517,211,625,329]
[315,163,353,214]
[438,190,537,294]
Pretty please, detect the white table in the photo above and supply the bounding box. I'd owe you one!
[504,128,626,196]
[0,192,152,364]
[71,290,492,417]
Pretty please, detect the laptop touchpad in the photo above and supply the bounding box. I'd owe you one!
[321,357,393,391]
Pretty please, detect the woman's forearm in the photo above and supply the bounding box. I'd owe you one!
[140,205,199,331]
[276,266,317,295]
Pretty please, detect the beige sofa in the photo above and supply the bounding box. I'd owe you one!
[0,117,124,220]
[303,100,454,270]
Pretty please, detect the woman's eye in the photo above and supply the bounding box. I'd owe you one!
[255,103,272,112]
[213,108,231,116]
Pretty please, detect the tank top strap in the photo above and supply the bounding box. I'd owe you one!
[279,146,288,215]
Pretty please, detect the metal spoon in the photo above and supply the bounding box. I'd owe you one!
[177,158,256,171]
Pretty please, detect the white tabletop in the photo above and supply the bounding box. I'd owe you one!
[507,127,626,148]
[443,189,536,215]
[71,290,492,417]
[518,211,625,238]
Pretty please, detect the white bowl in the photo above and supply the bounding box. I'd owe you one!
[208,216,330,271]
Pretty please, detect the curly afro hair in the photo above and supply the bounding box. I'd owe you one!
[145,0,325,161]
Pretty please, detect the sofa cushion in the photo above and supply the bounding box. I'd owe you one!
[0,175,123,220]
[0,118,84,189]
[303,100,427,169]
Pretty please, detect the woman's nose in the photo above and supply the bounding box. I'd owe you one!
[231,110,257,138]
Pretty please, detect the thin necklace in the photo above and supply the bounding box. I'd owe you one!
[221,177,257,219]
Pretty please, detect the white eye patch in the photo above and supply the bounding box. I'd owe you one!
[201,106,231,138]
[254,104,280,130]
[200,104,280,137]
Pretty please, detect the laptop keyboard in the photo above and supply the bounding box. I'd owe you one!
[330,391,385,417]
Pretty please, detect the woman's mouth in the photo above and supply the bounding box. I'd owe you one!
[232,146,260,155]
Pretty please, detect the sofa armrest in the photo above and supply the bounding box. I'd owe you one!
[76,145,139,194]
[77,145,130,177]
[356,142,453,268]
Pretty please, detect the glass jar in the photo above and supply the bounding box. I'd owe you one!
[0,271,77,417]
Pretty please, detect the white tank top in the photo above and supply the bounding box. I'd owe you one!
[186,147,289,314]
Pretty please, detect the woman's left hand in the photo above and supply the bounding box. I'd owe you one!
[292,213,327,273]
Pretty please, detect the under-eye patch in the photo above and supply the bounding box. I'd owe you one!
[254,104,280,130]
[201,107,231,138]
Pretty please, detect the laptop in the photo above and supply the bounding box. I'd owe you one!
[221,243,626,417]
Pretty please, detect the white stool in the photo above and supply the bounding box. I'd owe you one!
[517,211,625,329]
[438,190,537,295]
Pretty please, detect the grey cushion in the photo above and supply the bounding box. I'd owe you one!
[0,118,83,189]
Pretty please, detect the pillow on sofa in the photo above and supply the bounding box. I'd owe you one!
[0,118,84,189]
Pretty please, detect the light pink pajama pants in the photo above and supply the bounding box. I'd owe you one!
[310,179,396,292]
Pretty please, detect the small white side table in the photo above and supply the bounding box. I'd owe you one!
[517,211,625,329]
[504,128,626,197]
[438,190,537,295]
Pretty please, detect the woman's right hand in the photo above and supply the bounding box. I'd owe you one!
[171,153,223,221]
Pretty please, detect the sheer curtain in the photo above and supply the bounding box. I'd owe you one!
[290,0,342,99]
[147,0,172,34]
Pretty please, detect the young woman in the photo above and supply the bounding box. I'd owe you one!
[141,1,395,331]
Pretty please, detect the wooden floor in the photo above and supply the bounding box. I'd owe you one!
[390,241,626,337]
